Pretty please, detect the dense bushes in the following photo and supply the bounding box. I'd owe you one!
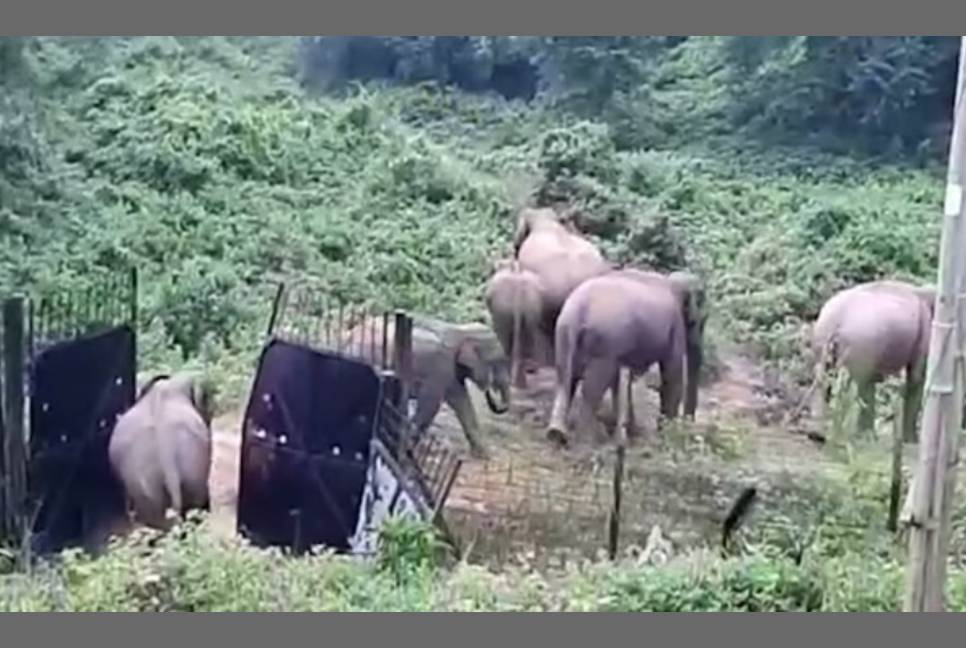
[1,515,963,612]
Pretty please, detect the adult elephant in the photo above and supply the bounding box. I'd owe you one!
[512,207,612,359]
[546,269,707,446]
[485,259,550,389]
[810,279,935,442]
[108,372,216,531]
[341,315,511,459]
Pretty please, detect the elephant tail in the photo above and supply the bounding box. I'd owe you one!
[149,383,185,519]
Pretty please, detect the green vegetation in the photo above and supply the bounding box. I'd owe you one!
[1,36,960,610]
[0,513,964,612]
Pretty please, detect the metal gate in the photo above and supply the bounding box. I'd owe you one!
[236,338,382,552]
[236,283,462,555]
[1,270,138,555]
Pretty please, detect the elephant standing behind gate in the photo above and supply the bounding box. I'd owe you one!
[341,315,511,458]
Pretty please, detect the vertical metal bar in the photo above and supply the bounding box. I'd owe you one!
[266,282,285,338]
[3,297,28,543]
[381,311,390,371]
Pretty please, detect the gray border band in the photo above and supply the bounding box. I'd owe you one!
[4,2,966,36]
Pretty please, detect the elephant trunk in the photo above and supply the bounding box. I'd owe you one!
[485,382,510,415]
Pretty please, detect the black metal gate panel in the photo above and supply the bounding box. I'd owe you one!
[27,325,135,555]
[237,338,382,553]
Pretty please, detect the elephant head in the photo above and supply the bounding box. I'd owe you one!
[139,372,217,428]
[447,323,512,414]
[667,271,708,418]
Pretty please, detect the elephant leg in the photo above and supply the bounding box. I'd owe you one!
[811,355,828,423]
[856,379,876,437]
[581,358,618,443]
[130,490,169,531]
[411,381,446,445]
[902,366,925,444]
[658,355,684,428]
[547,373,579,445]
[445,381,488,459]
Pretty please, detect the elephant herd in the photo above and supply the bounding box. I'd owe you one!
[102,205,938,539]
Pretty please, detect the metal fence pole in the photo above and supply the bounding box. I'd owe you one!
[2,297,28,543]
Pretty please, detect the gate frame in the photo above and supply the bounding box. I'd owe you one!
[0,268,138,551]
[254,282,462,553]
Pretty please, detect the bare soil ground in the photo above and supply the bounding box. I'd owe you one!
[205,343,902,569]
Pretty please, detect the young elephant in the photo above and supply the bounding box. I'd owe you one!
[547,269,707,446]
[108,372,216,530]
[485,259,550,388]
[341,316,512,458]
[810,279,936,442]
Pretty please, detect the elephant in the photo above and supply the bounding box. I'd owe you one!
[484,259,551,388]
[511,206,612,355]
[546,268,707,446]
[341,315,512,458]
[810,279,936,442]
[107,372,216,531]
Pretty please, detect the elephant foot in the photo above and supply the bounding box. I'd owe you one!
[546,427,569,448]
[469,443,490,461]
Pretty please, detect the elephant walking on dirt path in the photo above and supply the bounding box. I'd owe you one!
[546,269,707,446]
[108,372,216,531]
[510,207,612,368]
[810,279,936,443]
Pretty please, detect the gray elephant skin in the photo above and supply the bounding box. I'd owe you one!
[511,207,612,362]
[108,372,216,530]
[546,269,707,445]
[810,279,935,442]
[341,315,511,458]
[485,259,550,388]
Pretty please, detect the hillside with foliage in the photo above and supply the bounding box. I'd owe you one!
[1,36,956,396]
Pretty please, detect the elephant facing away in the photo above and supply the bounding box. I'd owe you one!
[546,269,707,446]
[810,279,935,442]
[512,207,612,346]
[485,259,550,388]
[108,372,216,531]
[341,316,511,458]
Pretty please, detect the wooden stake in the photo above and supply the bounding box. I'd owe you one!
[607,367,630,561]
[904,37,966,612]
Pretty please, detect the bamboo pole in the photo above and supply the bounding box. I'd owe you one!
[903,36,966,612]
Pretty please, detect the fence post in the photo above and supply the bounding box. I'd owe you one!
[2,297,28,543]
[607,367,630,560]
[888,408,903,533]
[393,311,414,448]
[904,36,966,612]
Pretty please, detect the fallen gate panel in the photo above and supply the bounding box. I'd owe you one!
[237,338,382,553]
[27,325,135,555]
